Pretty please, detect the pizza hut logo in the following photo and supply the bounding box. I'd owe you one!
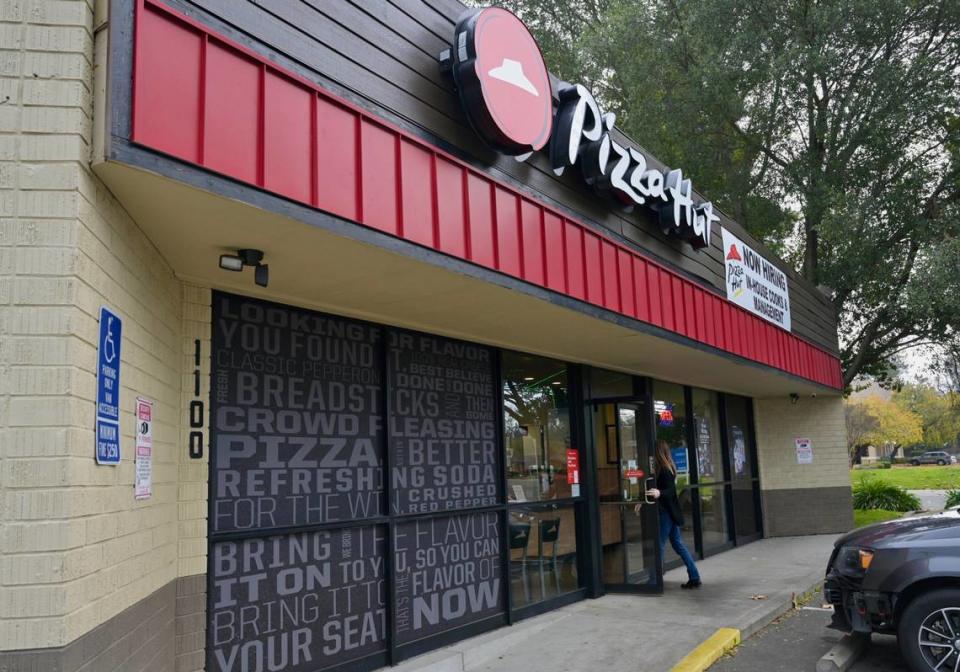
[441,7,719,251]
[440,7,553,156]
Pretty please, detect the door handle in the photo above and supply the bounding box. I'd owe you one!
[644,477,656,504]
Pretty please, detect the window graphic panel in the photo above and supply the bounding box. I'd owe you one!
[208,527,387,672]
[393,511,504,644]
[388,332,499,515]
[210,294,385,533]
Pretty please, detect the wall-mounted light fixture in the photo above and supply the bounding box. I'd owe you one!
[789,393,799,405]
[219,249,269,288]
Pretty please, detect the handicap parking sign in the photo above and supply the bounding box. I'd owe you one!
[95,306,122,464]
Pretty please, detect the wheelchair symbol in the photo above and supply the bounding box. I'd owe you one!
[103,317,117,364]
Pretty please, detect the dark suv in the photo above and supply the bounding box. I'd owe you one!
[910,451,956,466]
[824,509,960,671]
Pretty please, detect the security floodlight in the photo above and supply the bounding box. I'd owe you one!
[255,264,269,288]
[218,248,268,288]
[238,249,264,266]
[219,254,243,272]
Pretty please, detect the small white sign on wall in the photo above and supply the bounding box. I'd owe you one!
[134,397,153,500]
[795,437,813,464]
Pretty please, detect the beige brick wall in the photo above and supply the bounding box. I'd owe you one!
[177,285,209,579]
[753,395,850,491]
[754,394,853,536]
[0,0,207,653]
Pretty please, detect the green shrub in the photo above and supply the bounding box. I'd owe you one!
[877,462,892,469]
[853,476,921,512]
[946,490,960,509]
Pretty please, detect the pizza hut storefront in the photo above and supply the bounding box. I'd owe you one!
[10,1,849,671]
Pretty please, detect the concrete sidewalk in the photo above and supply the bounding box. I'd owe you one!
[397,534,839,672]
[911,489,949,512]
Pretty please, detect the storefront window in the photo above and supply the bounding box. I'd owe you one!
[509,504,579,607]
[727,395,762,540]
[690,388,725,485]
[698,485,730,552]
[652,381,696,568]
[503,352,572,502]
[652,381,689,488]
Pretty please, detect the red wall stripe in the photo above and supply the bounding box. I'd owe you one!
[204,42,259,184]
[682,283,696,342]
[647,265,663,327]
[633,257,649,322]
[617,249,635,318]
[134,7,202,162]
[564,222,586,301]
[315,99,359,221]
[399,139,435,247]
[131,0,843,390]
[359,120,398,235]
[434,157,466,258]
[544,213,566,293]
[466,174,495,269]
[582,232,602,305]
[495,188,521,277]
[601,242,620,312]
[263,72,312,203]
[519,201,544,286]
[672,277,685,335]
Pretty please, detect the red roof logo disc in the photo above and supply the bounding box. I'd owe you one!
[448,8,553,155]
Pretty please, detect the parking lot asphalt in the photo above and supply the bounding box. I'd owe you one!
[711,601,908,672]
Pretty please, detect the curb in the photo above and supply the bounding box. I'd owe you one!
[816,634,869,672]
[670,577,825,672]
[670,628,741,672]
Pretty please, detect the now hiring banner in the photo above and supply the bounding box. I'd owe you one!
[721,228,792,331]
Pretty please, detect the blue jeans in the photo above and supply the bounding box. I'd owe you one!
[659,509,700,581]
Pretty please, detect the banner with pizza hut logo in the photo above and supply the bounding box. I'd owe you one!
[722,227,792,331]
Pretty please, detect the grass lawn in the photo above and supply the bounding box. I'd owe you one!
[851,464,960,490]
[854,509,902,528]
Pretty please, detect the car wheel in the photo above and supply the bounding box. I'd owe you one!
[898,589,960,672]
[938,460,946,466]
[912,461,920,466]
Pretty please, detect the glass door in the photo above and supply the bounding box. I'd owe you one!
[594,402,662,593]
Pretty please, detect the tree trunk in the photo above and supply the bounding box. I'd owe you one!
[803,222,819,283]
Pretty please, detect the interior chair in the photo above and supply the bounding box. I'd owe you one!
[538,517,562,598]
[508,521,532,603]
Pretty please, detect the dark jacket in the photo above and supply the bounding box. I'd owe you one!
[657,468,685,527]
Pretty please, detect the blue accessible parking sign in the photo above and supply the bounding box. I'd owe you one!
[95,306,122,465]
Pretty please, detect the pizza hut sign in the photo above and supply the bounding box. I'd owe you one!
[441,7,719,251]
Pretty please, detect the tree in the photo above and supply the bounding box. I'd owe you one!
[931,340,960,398]
[845,400,879,464]
[503,0,960,388]
[860,395,923,453]
[894,384,960,450]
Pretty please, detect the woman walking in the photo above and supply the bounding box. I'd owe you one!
[646,439,701,588]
